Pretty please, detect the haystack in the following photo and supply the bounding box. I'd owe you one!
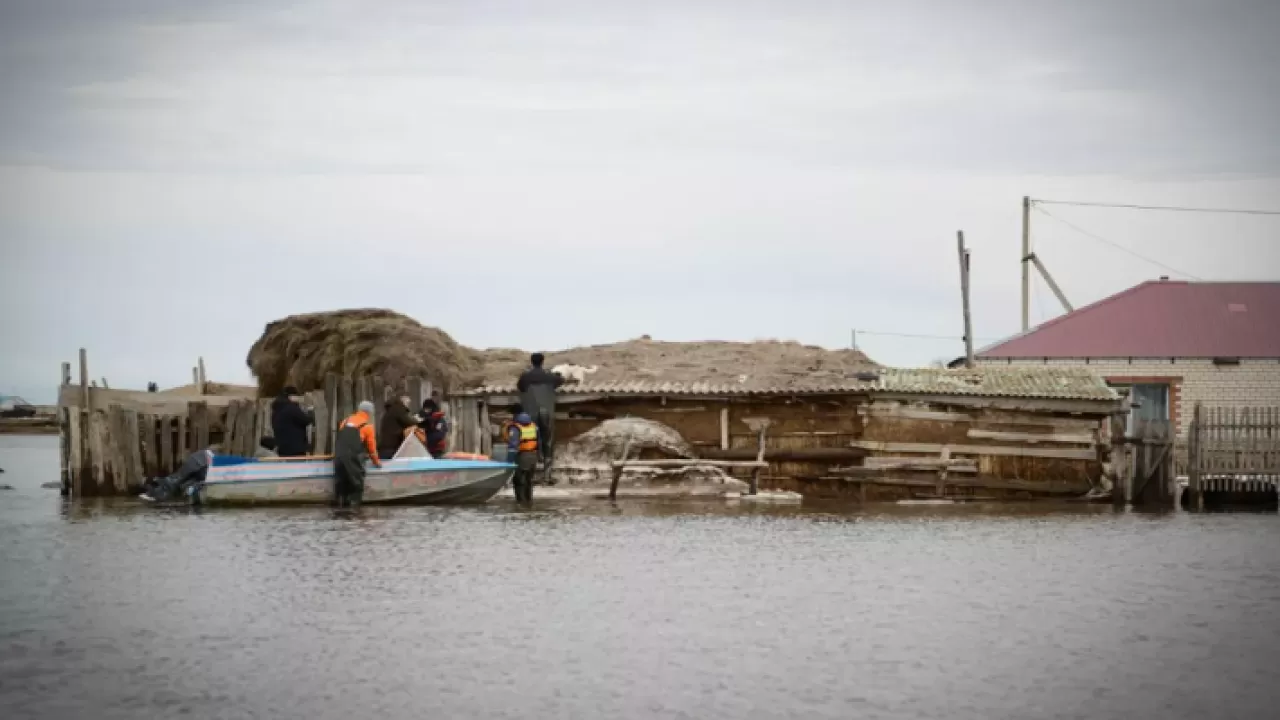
[246,309,483,398]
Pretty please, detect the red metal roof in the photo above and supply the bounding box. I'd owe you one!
[979,281,1280,358]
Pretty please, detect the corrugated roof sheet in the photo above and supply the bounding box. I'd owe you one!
[980,280,1280,358]
[458,367,1119,402]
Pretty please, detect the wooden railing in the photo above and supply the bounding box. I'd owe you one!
[1187,404,1280,504]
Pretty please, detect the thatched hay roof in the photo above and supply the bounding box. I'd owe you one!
[245,309,482,398]
[475,337,878,390]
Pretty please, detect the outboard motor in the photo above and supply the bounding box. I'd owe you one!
[139,449,213,504]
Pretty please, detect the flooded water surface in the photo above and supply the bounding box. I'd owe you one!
[3,435,1280,719]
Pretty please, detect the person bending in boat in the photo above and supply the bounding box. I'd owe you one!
[507,411,539,504]
[334,401,380,507]
[378,395,420,460]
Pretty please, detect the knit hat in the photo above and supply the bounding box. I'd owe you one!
[357,400,375,415]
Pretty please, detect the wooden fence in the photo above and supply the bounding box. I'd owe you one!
[1187,404,1280,508]
[61,372,451,497]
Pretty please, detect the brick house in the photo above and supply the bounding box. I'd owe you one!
[974,279,1280,439]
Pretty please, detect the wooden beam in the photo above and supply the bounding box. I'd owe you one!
[720,407,730,450]
[967,428,1095,445]
[700,447,869,462]
[610,459,769,469]
[850,439,1097,461]
[609,439,632,501]
[843,474,1090,495]
[861,456,978,472]
[859,405,972,423]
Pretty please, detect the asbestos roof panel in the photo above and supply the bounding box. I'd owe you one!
[459,366,1120,402]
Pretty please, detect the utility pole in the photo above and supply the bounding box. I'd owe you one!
[1021,196,1031,332]
[850,329,858,350]
[957,231,974,368]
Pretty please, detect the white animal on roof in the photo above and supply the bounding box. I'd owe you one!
[551,364,599,384]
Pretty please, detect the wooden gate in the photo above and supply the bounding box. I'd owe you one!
[1187,404,1280,509]
[1120,418,1176,507]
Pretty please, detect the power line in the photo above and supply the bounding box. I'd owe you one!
[856,329,1002,342]
[1032,198,1280,217]
[1033,206,1203,281]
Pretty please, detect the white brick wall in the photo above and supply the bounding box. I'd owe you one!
[977,357,1280,438]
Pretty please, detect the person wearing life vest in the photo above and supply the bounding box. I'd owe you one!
[416,398,450,459]
[334,400,380,507]
[506,411,539,503]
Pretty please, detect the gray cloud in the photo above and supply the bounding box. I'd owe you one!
[1,0,1278,401]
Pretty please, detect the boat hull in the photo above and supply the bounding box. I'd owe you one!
[200,457,514,506]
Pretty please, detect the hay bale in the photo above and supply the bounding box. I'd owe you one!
[245,309,482,398]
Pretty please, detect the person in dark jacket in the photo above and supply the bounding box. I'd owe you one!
[378,395,419,460]
[270,386,313,457]
[418,398,450,458]
[516,353,564,465]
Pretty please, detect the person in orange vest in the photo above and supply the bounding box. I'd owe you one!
[506,410,539,503]
[334,400,380,507]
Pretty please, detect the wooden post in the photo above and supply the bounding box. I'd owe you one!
[324,374,339,450]
[720,407,730,450]
[59,361,72,495]
[1021,195,1031,332]
[189,401,209,452]
[957,230,974,368]
[159,415,174,476]
[609,439,633,501]
[141,413,158,478]
[67,410,83,495]
[936,446,951,497]
[480,401,493,457]
[311,390,330,456]
[750,426,766,495]
[1190,402,1204,510]
[197,357,207,394]
[408,376,424,411]
[121,409,142,492]
[76,348,88,498]
[89,409,107,495]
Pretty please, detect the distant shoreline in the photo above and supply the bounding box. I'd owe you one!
[0,418,59,436]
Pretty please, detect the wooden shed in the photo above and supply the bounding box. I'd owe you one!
[448,366,1125,501]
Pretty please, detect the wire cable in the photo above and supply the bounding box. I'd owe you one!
[1032,199,1280,217]
[855,330,1002,342]
[1033,206,1203,280]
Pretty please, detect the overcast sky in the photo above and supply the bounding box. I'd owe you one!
[2,0,1279,402]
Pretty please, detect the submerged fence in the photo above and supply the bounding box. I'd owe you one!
[1187,404,1280,505]
[58,372,490,497]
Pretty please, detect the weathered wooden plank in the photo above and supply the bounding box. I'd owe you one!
[967,428,1096,445]
[159,415,174,476]
[68,410,84,496]
[177,413,189,461]
[89,410,107,494]
[720,407,730,450]
[611,459,768,469]
[859,405,973,423]
[121,408,143,491]
[833,463,978,476]
[141,413,158,477]
[849,439,1096,461]
[862,456,978,471]
[311,391,329,456]
[189,401,210,452]
[408,376,424,411]
[701,447,869,462]
[844,474,1091,495]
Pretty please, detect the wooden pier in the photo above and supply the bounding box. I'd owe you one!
[57,350,447,497]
